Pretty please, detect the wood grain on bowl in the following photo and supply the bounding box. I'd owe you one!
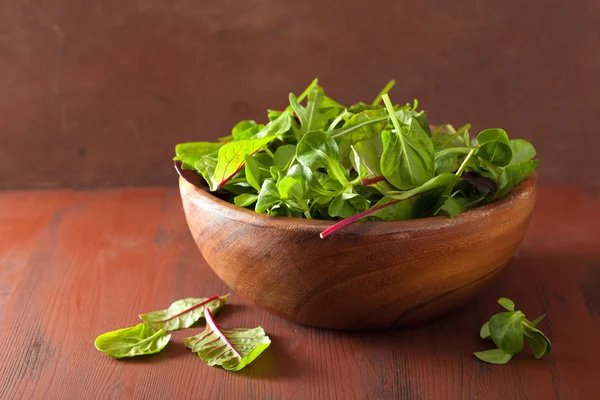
[179,175,537,330]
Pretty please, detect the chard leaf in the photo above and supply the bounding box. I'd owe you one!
[213,136,276,189]
[194,156,219,190]
[474,348,513,364]
[489,311,525,354]
[95,323,171,359]
[174,142,223,169]
[140,295,229,331]
[381,94,435,190]
[234,194,258,207]
[184,309,271,371]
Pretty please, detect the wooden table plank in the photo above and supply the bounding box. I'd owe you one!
[0,186,598,399]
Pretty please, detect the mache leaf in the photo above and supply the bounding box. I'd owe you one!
[474,348,513,365]
[140,295,229,331]
[95,323,171,359]
[489,311,525,354]
[184,308,271,371]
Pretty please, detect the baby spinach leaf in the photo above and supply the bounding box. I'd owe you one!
[369,196,415,221]
[489,311,525,354]
[255,180,281,213]
[213,136,275,189]
[337,109,388,165]
[492,160,540,199]
[296,131,349,186]
[475,141,513,167]
[474,349,513,365]
[95,323,171,359]
[498,297,516,311]
[477,128,509,145]
[244,154,262,191]
[509,139,536,165]
[184,308,271,371]
[140,295,229,331]
[234,193,258,207]
[381,94,434,190]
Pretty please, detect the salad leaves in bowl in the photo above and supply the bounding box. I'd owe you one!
[174,79,538,330]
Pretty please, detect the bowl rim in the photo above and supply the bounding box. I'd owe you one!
[179,173,537,236]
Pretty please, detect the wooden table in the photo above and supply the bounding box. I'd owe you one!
[1,185,599,399]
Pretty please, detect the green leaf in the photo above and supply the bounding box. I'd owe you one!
[372,79,396,106]
[381,94,435,190]
[369,196,415,221]
[274,144,297,169]
[287,164,335,197]
[255,112,292,139]
[337,109,388,165]
[385,173,455,200]
[232,120,263,140]
[289,86,331,139]
[234,193,258,207]
[440,197,462,217]
[492,160,539,199]
[474,348,513,364]
[475,141,513,166]
[213,136,275,189]
[140,295,229,331]
[255,180,281,213]
[509,139,536,165]
[194,156,219,190]
[489,311,525,354]
[530,313,546,327]
[95,323,171,359]
[296,131,349,185]
[174,142,223,169]
[244,154,262,191]
[498,297,515,311]
[431,124,471,150]
[522,324,552,358]
[480,321,491,339]
[278,176,308,212]
[477,128,509,145]
[328,188,368,218]
[184,309,271,371]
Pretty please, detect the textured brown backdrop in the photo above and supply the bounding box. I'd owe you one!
[1,0,599,189]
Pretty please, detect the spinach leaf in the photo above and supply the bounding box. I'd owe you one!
[95,323,171,359]
[296,131,349,186]
[509,139,536,165]
[475,141,513,166]
[474,349,513,365]
[184,308,271,371]
[380,94,434,190]
[369,196,416,221]
[234,193,259,207]
[338,109,388,165]
[140,295,228,331]
[477,128,509,145]
[255,180,281,213]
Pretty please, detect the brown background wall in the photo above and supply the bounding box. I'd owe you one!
[1,0,599,189]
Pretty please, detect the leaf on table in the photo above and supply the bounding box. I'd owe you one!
[474,348,513,365]
[497,297,515,311]
[140,295,229,331]
[522,323,552,358]
[489,311,525,354]
[480,321,491,339]
[95,323,171,359]
[184,308,271,371]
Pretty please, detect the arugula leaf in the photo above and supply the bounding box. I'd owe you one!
[381,94,434,190]
[213,136,275,189]
[184,308,271,371]
[95,323,171,359]
[474,349,513,365]
[289,86,332,139]
[140,295,229,331]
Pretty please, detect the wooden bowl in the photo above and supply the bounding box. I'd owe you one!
[179,175,536,330]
